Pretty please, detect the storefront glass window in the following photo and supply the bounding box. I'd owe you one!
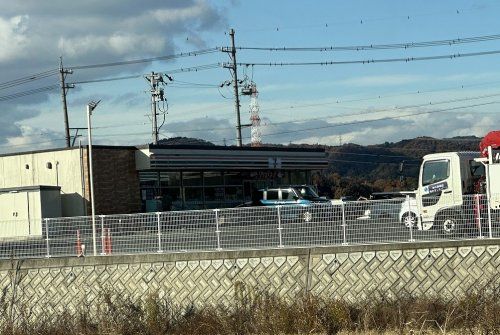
[184,187,203,209]
[139,171,158,188]
[224,172,242,186]
[183,172,202,186]
[225,186,243,202]
[160,187,182,211]
[160,172,181,187]
[204,171,223,186]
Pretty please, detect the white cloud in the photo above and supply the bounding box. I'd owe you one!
[0,1,225,146]
[151,0,209,24]
[58,33,167,58]
[0,15,29,62]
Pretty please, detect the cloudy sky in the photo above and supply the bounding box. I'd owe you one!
[1,0,500,153]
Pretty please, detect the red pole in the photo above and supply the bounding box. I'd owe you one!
[76,229,82,256]
[104,228,112,254]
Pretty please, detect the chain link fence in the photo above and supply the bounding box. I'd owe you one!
[1,193,499,259]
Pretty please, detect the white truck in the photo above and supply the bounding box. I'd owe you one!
[411,131,500,235]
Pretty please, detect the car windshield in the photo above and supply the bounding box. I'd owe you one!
[293,186,319,199]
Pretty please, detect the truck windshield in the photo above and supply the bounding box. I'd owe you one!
[422,160,449,186]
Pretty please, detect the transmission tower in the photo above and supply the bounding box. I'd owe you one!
[245,83,261,147]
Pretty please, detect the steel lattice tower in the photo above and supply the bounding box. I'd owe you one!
[248,83,262,147]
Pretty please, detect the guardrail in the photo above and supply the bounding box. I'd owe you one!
[1,194,499,259]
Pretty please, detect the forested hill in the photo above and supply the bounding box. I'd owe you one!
[325,136,480,180]
[286,136,481,197]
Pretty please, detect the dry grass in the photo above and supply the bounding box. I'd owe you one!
[0,279,498,335]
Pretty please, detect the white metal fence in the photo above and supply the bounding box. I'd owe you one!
[1,193,499,259]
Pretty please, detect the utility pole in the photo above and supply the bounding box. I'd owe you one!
[86,100,101,256]
[145,72,164,145]
[229,29,243,146]
[59,57,74,147]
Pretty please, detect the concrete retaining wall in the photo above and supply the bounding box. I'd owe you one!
[0,239,498,318]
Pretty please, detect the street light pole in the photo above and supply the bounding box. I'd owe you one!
[86,100,100,256]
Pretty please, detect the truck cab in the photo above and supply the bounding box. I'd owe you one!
[416,151,483,234]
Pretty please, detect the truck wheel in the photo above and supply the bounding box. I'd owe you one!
[402,213,417,228]
[438,215,460,236]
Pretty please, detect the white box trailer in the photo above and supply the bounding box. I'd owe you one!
[0,185,61,239]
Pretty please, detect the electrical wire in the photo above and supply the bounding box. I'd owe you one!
[234,7,484,33]
[260,101,500,139]
[166,63,221,74]
[155,90,500,134]
[264,91,500,126]
[0,138,66,149]
[0,84,59,102]
[237,33,500,52]
[206,101,500,144]
[263,79,500,115]
[69,48,219,70]
[71,74,142,84]
[237,49,500,67]
[0,69,59,91]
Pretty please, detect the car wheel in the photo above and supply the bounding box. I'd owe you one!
[401,212,417,228]
[303,211,312,222]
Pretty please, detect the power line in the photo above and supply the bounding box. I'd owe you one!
[71,74,142,85]
[163,79,500,121]
[263,79,500,115]
[237,33,500,52]
[68,64,221,86]
[0,84,59,102]
[208,101,500,144]
[69,48,219,70]
[265,91,500,126]
[260,101,500,139]
[235,7,485,33]
[166,63,221,74]
[159,91,500,134]
[0,69,59,91]
[237,49,500,67]
[0,138,67,149]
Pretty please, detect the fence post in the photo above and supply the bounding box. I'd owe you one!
[277,206,284,248]
[100,215,106,255]
[407,195,415,242]
[154,212,163,253]
[475,195,484,239]
[44,218,51,258]
[341,202,348,245]
[214,209,222,251]
[487,193,493,239]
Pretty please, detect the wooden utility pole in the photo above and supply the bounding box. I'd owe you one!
[229,29,243,147]
[59,57,73,147]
